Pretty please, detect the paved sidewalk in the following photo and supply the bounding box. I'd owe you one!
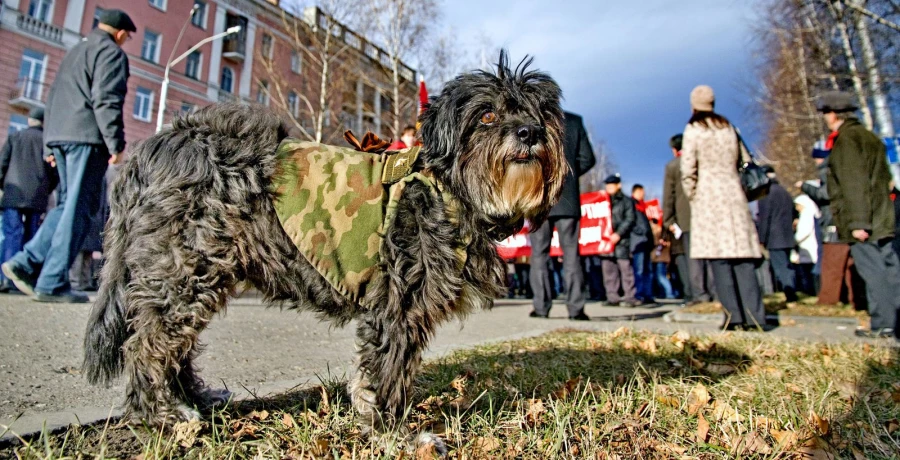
[0,293,878,440]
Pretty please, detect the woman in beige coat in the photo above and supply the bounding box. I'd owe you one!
[681,85,766,330]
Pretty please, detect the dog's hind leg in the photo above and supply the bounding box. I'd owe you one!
[121,254,236,425]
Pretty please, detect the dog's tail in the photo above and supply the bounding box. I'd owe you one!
[83,103,289,385]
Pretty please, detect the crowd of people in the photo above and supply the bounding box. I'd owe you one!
[515,86,900,340]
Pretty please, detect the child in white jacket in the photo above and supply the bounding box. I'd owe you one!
[794,194,820,295]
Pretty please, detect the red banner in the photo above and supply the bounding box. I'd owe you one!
[644,199,661,223]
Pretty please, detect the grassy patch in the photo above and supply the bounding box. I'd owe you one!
[2,329,898,459]
[682,293,869,320]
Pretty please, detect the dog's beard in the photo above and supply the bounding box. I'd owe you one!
[459,135,551,223]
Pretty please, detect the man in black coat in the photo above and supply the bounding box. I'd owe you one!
[663,134,714,304]
[757,166,798,302]
[0,108,58,292]
[1,10,135,303]
[820,91,900,339]
[529,111,596,320]
[601,174,638,307]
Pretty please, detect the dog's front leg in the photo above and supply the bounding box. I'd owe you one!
[352,311,448,456]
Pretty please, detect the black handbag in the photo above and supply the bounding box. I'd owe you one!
[735,128,770,202]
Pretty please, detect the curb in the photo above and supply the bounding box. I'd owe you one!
[663,310,860,326]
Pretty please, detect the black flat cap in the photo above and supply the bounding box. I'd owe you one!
[604,173,622,184]
[816,91,857,113]
[27,107,43,122]
[99,9,137,32]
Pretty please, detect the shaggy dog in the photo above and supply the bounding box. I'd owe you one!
[83,52,566,448]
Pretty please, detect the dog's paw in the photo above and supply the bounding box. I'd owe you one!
[175,403,202,422]
[349,372,378,418]
[413,432,449,458]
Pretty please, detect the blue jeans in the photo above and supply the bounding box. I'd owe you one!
[9,143,108,294]
[632,250,653,300]
[1,208,41,284]
[653,262,675,299]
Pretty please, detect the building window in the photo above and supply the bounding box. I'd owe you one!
[261,34,273,61]
[185,51,202,80]
[290,50,301,74]
[134,87,153,122]
[257,81,270,106]
[8,115,28,134]
[191,0,207,29]
[149,0,166,11]
[287,91,299,117]
[220,67,234,93]
[17,49,46,101]
[180,102,196,115]
[92,7,106,29]
[142,31,161,63]
[27,0,53,23]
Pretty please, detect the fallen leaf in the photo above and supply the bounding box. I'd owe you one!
[448,394,472,410]
[416,395,444,411]
[230,420,258,440]
[809,410,830,435]
[638,336,658,354]
[612,326,630,338]
[553,376,583,399]
[885,419,899,434]
[771,429,799,449]
[892,391,900,405]
[416,442,439,459]
[705,363,738,376]
[851,448,867,460]
[786,383,803,394]
[671,330,691,349]
[696,413,710,443]
[760,348,778,358]
[319,386,331,415]
[450,376,467,395]
[862,343,872,354]
[688,356,705,370]
[693,340,717,353]
[820,347,835,357]
[731,432,772,455]
[248,409,269,421]
[797,446,837,460]
[686,383,710,415]
[173,419,203,448]
[312,438,330,455]
[622,340,635,350]
[633,401,649,417]
[712,400,744,423]
[282,413,294,428]
[472,436,501,452]
[525,399,545,426]
[657,395,680,408]
[651,440,687,455]
[597,400,612,414]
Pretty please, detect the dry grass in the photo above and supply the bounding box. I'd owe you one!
[1,328,898,459]
[681,293,869,320]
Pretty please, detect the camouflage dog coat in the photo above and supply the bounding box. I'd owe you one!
[273,137,460,306]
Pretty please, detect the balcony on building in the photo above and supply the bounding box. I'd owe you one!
[9,77,48,111]
[218,88,237,103]
[4,5,64,44]
[222,13,248,62]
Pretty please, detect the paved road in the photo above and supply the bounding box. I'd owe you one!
[0,292,871,439]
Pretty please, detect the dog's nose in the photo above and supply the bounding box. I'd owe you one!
[516,125,540,146]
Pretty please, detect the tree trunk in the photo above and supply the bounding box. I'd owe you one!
[829,0,874,130]
[391,57,401,138]
[851,0,895,137]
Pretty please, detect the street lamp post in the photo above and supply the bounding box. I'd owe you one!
[156,25,242,133]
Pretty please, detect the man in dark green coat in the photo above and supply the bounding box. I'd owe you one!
[821,91,900,339]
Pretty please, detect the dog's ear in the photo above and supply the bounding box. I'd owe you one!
[417,81,461,172]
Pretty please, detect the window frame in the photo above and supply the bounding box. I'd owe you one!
[191,0,207,29]
[8,114,28,134]
[149,0,167,12]
[257,81,270,107]
[18,49,47,102]
[27,0,54,23]
[141,30,162,64]
[261,34,273,61]
[185,51,202,80]
[290,50,301,74]
[220,66,234,93]
[287,91,299,117]
[133,87,154,122]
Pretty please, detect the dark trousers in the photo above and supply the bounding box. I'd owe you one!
[684,232,714,302]
[632,249,653,300]
[10,143,109,294]
[0,208,41,285]
[709,259,766,327]
[529,217,586,316]
[795,263,818,296]
[849,240,900,331]
[601,258,636,303]
[768,248,797,301]
[673,253,691,299]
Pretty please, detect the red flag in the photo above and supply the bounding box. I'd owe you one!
[418,76,428,116]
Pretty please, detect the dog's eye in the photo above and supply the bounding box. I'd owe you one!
[480,111,497,125]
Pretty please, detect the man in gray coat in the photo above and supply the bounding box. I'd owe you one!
[528,112,595,320]
[2,10,135,303]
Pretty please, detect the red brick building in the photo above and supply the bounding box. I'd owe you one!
[0,0,416,146]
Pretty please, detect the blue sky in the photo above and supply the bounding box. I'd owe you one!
[441,0,759,197]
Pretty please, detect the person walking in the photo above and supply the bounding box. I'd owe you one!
[528,111,595,320]
[630,184,653,303]
[756,166,798,302]
[819,91,900,339]
[663,133,714,305]
[681,85,766,330]
[793,194,820,295]
[0,108,58,292]
[1,9,135,303]
[600,174,639,307]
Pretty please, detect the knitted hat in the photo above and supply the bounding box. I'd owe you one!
[811,139,830,159]
[99,9,137,33]
[690,85,715,112]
